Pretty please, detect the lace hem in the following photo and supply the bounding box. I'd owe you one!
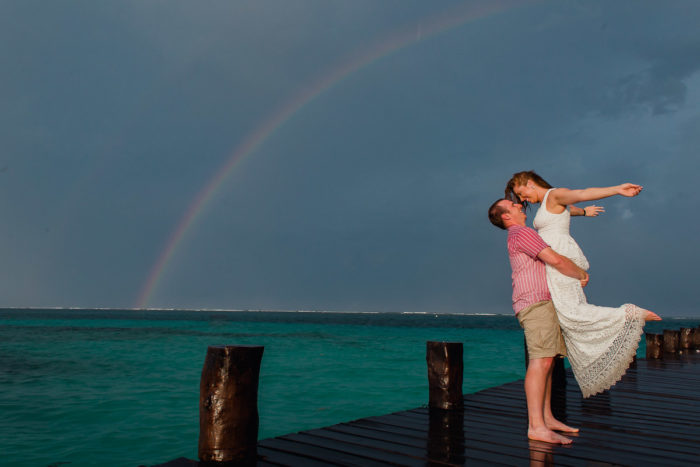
[571,304,646,398]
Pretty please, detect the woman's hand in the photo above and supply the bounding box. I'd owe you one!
[617,183,643,197]
[583,205,604,217]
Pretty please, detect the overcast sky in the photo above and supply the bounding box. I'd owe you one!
[1,0,699,316]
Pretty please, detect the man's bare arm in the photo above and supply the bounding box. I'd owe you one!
[537,247,589,286]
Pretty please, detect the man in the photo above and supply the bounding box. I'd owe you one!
[488,198,588,444]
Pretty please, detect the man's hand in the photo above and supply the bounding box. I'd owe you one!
[580,272,589,288]
[538,247,589,283]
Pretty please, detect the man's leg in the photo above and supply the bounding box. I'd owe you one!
[542,358,578,433]
[525,357,572,444]
[519,300,575,443]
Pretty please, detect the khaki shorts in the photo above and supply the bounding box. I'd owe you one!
[517,300,567,359]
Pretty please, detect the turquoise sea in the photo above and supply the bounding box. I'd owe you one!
[1,309,697,467]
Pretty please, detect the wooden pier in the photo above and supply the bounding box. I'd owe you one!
[254,353,700,466]
[157,350,700,466]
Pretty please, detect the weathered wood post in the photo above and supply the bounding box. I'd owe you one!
[426,342,465,464]
[680,328,694,353]
[663,330,680,355]
[693,326,700,351]
[199,345,264,465]
[426,341,463,410]
[645,333,663,359]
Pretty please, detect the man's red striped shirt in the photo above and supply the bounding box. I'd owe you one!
[506,225,551,314]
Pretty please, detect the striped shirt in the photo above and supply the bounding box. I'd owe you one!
[507,225,551,314]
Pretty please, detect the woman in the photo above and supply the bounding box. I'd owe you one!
[505,171,661,398]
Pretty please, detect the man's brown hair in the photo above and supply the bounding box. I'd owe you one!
[488,198,508,230]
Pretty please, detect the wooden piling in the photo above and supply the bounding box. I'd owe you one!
[645,333,663,359]
[426,341,463,410]
[680,328,694,352]
[663,330,680,354]
[693,326,700,350]
[199,345,264,465]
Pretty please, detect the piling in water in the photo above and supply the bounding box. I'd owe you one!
[646,333,663,359]
[663,330,680,354]
[198,345,264,465]
[680,328,694,352]
[426,341,463,410]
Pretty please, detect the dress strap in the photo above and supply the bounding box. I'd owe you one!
[541,188,560,215]
[542,188,556,205]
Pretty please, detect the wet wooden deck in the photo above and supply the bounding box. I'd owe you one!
[255,353,700,466]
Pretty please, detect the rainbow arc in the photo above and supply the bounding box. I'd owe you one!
[135,0,535,308]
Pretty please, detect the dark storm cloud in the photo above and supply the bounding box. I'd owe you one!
[604,43,700,116]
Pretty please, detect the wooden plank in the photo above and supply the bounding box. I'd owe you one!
[278,432,427,466]
[257,446,342,467]
[303,427,431,460]
[259,437,386,466]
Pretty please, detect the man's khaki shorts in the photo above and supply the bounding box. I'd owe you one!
[517,300,567,359]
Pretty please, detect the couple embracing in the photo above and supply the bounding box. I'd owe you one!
[488,171,661,445]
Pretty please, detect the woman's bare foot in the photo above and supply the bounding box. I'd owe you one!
[545,418,579,433]
[528,427,573,444]
[644,310,661,321]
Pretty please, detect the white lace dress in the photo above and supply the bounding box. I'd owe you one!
[533,189,646,398]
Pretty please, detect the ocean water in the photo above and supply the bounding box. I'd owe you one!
[0,309,697,467]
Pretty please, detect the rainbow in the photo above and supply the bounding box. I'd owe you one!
[135,0,535,308]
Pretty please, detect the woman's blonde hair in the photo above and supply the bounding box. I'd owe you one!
[504,171,552,209]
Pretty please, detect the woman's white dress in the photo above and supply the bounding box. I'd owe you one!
[533,189,646,398]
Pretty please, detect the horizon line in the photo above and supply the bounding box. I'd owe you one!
[1,306,698,320]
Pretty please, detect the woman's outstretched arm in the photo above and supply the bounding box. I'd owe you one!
[552,183,642,207]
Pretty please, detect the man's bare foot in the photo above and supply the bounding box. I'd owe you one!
[528,427,573,444]
[644,310,661,321]
[545,418,579,433]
